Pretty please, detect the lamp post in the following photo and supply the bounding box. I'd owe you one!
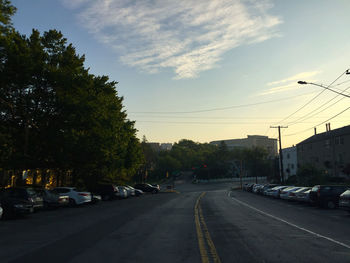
[297,69,350,98]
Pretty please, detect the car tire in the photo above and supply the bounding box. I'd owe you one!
[326,200,336,209]
[152,189,158,194]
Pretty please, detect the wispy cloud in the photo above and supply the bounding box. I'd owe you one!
[267,71,321,86]
[259,70,321,95]
[63,0,282,79]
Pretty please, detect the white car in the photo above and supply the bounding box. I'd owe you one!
[117,186,128,199]
[125,185,136,196]
[53,187,92,206]
[280,187,300,200]
[268,186,289,198]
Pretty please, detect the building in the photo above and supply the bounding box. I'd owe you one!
[147,142,173,152]
[281,146,297,180]
[147,143,160,152]
[210,135,278,158]
[160,143,173,151]
[297,124,350,177]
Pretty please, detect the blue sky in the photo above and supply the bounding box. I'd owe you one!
[11,0,350,147]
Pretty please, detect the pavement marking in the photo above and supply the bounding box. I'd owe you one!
[229,192,350,250]
[195,192,222,263]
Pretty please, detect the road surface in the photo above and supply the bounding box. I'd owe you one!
[1,180,350,262]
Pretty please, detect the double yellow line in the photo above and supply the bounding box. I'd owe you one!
[194,192,221,263]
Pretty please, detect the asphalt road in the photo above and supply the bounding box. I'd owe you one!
[1,180,350,263]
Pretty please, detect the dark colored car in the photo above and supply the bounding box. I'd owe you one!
[244,183,255,192]
[0,189,34,218]
[34,189,69,208]
[134,183,159,194]
[92,184,119,200]
[339,190,350,212]
[309,185,349,209]
[2,187,43,211]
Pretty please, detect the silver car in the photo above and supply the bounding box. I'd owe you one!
[117,186,128,199]
[296,189,312,203]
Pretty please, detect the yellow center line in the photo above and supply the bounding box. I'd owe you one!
[194,192,222,263]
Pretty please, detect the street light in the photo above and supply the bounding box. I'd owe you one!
[297,80,350,98]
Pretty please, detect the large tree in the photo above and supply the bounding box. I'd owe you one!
[0,1,143,187]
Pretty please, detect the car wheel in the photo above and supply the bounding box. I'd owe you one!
[327,201,336,209]
[152,189,158,194]
[69,198,77,207]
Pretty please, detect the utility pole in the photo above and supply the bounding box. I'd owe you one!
[270,126,288,184]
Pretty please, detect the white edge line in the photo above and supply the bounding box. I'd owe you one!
[228,191,350,250]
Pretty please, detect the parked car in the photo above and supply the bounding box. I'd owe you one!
[252,184,262,194]
[92,184,119,201]
[267,186,289,198]
[309,185,349,209]
[339,189,350,212]
[91,194,102,203]
[289,187,311,201]
[117,186,128,199]
[53,187,92,206]
[34,188,69,208]
[296,189,312,203]
[262,184,279,195]
[134,183,159,194]
[1,187,43,211]
[152,184,161,191]
[246,183,255,192]
[0,189,34,218]
[124,185,136,196]
[280,186,300,200]
[134,188,144,196]
[256,184,266,194]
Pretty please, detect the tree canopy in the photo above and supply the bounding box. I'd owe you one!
[0,1,143,187]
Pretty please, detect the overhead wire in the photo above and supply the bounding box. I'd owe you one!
[129,91,318,114]
[284,105,350,137]
[272,69,349,125]
[286,84,350,126]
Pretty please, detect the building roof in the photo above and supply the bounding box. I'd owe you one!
[297,125,350,145]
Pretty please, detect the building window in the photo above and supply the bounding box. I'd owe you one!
[287,153,290,159]
[338,154,344,164]
[335,137,340,145]
[340,137,344,144]
[325,139,330,149]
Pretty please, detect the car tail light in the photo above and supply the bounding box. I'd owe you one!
[79,193,89,196]
[317,189,320,197]
[290,193,295,196]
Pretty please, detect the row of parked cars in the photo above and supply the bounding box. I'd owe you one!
[0,183,160,220]
[243,183,350,211]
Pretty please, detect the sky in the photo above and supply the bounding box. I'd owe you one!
[11,0,350,147]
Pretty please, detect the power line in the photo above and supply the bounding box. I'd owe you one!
[129,91,318,114]
[286,84,350,126]
[284,105,350,137]
[136,120,341,125]
[273,69,349,125]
